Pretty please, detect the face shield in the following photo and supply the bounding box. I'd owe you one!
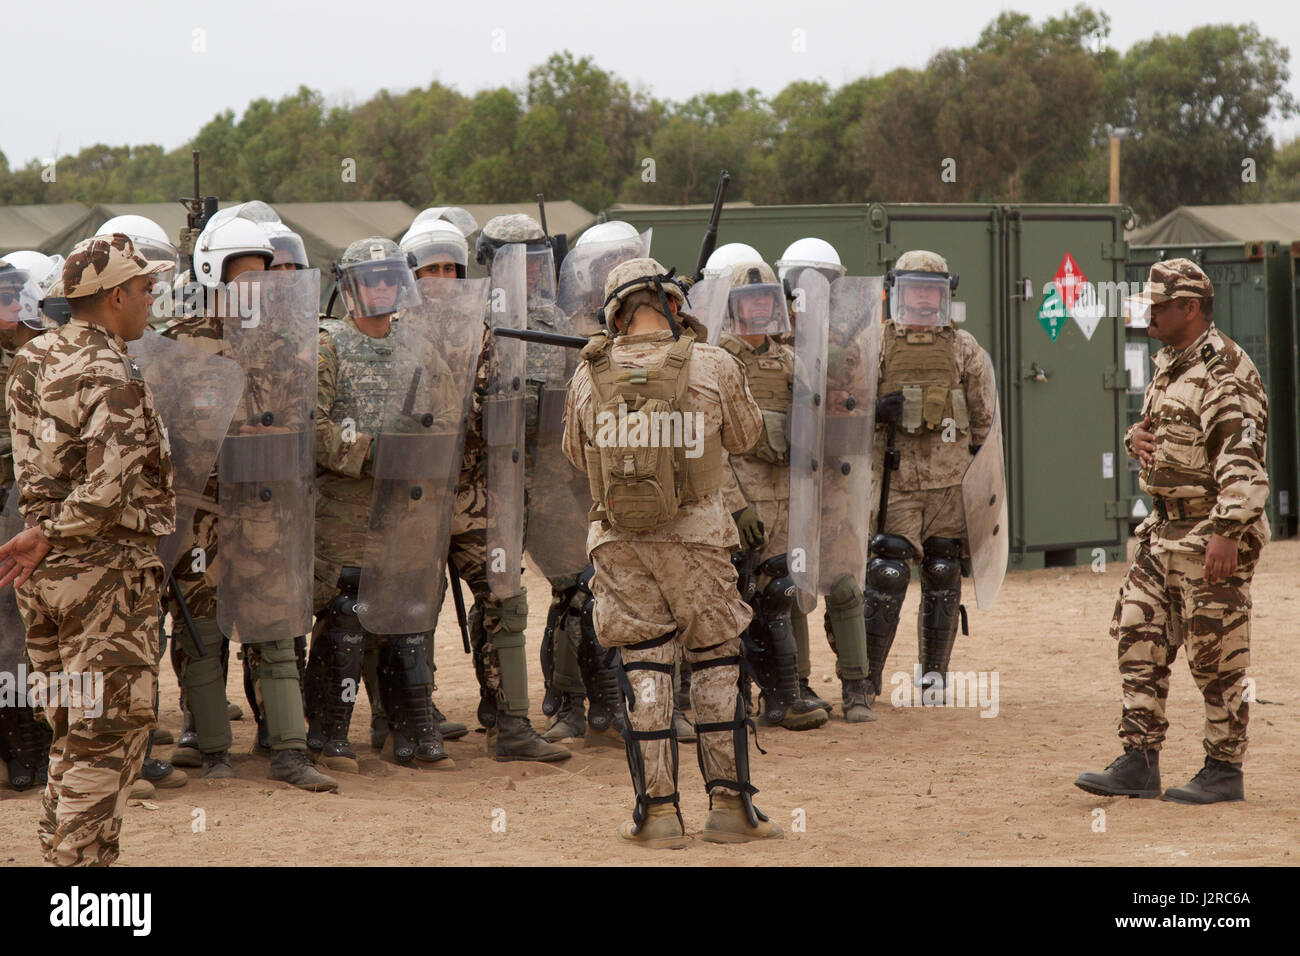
[0,267,30,327]
[890,271,952,328]
[406,232,468,278]
[727,282,790,337]
[268,231,309,270]
[337,256,421,320]
[129,235,181,288]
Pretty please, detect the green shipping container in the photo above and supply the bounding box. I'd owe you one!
[605,201,1133,569]
[1125,243,1297,540]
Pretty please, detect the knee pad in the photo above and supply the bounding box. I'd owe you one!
[256,638,307,749]
[384,633,432,685]
[827,574,863,612]
[180,617,232,754]
[866,553,910,600]
[496,591,529,633]
[920,537,963,590]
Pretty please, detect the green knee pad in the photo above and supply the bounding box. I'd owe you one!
[180,617,232,754]
[362,633,384,719]
[792,605,811,680]
[253,638,307,750]
[492,629,531,717]
[496,590,529,633]
[826,576,869,679]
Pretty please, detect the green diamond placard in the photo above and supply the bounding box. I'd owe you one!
[1036,287,1067,342]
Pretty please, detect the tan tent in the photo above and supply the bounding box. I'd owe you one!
[1127,202,1300,245]
[0,203,88,254]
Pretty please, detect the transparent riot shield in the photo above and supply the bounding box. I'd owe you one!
[216,269,320,643]
[817,276,883,596]
[786,269,830,613]
[485,244,527,598]
[557,230,651,337]
[0,492,24,677]
[127,331,245,571]
[357,278,488,634]
[686,275,731,345]
[524,382,591,580]
[961,352,1008,610]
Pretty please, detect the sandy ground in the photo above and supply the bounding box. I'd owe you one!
[3,538,1298,867]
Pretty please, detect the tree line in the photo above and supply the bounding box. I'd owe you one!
[2,6,1296,225]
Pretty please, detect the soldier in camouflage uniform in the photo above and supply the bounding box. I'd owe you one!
[1076,259,1269,804]
[432,214,568,762]
[860,250,994,711]
[306,237,459,770]
[0,236,172,865]
[162,216,335,791]
[563,257,782,847]
[717,259,829,731]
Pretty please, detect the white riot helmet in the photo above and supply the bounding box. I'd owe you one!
[575,220,641,248]
[1,250,65,328]
[401,207,478,279]
[193,217,274,289]
[703,242,763,278]
[96,214,179,285]
[262,222,309,270]
[776,237,845,283]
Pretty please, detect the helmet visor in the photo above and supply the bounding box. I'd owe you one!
[890,272,951,327]
[727,283,790,336]
[338,257,420,319]
[406,234,468,273]
[269,233,309,269]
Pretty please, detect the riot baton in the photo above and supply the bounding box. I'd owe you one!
[448,562,471,654]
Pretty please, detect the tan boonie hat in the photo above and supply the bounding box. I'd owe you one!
[1127,257,1213,307]
[62,233,171,299]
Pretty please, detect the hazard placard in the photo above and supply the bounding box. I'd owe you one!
[1036,287,1067,342]
[1054,252,1087,310]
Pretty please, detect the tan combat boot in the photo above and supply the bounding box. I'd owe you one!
[618,804,688,849]
[701,793,784,844]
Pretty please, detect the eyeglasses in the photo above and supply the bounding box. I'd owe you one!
[0,291,21,306]
[358,273,400,289]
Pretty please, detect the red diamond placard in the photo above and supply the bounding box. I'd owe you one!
[1053,252,1087,310]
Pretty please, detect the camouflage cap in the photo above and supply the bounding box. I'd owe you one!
[341,236,402,265]
[481,214,545,243]
[728,260,777,287]
[62,233,171,299]
[894,249,949,274]
[602,256,685,326]
[1130,258,1214,305]
[0,257,24,289]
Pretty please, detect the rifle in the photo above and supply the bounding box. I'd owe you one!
[448,562,471,654]
[492,327,586,349]
[177,150,219,274]
[537,193,567,276]
[693,169,731,281]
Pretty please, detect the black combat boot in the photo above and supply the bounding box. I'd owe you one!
[798,677,832,714]
[841,677,876,723]
[1074,747,1161,798]
[495,714,571,762]
[2,706,46,791]
[433,703,468,741]
[542,693,587,742]
[1161,757,1244,804]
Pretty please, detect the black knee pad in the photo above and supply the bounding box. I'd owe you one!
[920,537,963,590]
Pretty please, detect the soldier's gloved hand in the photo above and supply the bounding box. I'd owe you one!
[875,390,904,425]
[732,506,765,550]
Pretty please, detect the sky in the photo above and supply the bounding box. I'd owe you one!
[4,0,1298,168]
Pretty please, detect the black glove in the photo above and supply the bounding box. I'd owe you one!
[875,390,904,426]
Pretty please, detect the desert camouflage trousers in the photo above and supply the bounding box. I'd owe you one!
[17,563,161,866]
[438,478,528,712]
[591,540,753,800]
[1110,537,1259,763]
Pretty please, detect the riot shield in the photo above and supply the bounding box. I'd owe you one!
[0,492,24,677]
[524,381,591,580]
[961,352,1008,610]
[216,269,320,643]
[127,331,245,571]
[786,269,830,613]
[557,230,651,337]
[357,277,488,634]
[817,276,883,596]
[484,244,527,598]
[686,275,731,345]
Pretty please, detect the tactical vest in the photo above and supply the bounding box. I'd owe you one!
[879,321,970,437]
[719,333,791,465]
[581,329,723,531]
[321,317,395,437]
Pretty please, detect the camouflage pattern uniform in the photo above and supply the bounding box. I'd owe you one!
[563,257,778,842]
[10,237,173,865]
[1112,262,1268,766]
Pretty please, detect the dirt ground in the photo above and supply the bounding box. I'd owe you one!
[3,538,1297,867]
